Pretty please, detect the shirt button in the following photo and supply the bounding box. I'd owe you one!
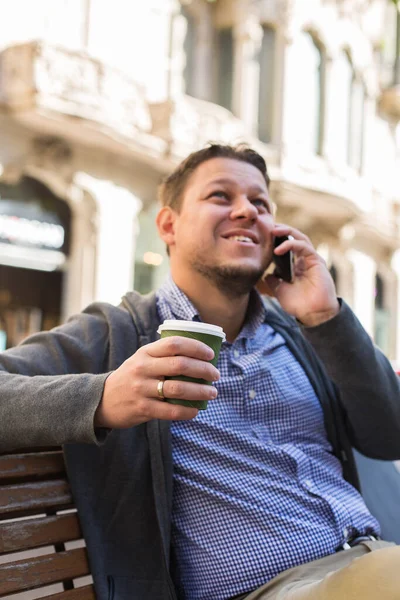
[233,350,240,358]
[303,479,313,489]
[249,389,256,399]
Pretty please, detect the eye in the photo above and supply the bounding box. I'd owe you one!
[207,190,230,201]
[252,198,271,212]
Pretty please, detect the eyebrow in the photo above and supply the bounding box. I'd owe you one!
[206,178,269,196]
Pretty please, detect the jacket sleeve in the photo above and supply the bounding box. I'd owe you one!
[301,299,400,460]
[0,302,128,452]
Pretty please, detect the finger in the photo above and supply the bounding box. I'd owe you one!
[273,224,312,245]
[148,355,220,382]
[155,379,218,402]
[145,336,215,361]
[273,238,315,257]
[137,397,200,422]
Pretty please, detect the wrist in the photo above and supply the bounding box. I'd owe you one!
[297,300,340,327]
[94,399,107,428]
[94,372,113,428]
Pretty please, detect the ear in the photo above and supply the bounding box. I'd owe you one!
[156,206,177,250]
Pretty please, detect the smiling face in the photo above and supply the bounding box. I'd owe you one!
[157,157,275,296]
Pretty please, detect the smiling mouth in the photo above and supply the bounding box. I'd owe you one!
[225,235,257,244]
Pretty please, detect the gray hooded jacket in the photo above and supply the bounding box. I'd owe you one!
[1,291,400,599]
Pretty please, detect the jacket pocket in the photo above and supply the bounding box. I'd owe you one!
[108,575,168,600]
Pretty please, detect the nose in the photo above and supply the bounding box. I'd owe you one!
[230,195,258,221]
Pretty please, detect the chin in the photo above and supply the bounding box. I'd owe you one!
[221,260,264,276]
[214,263,264,286]
[191,254,267,292]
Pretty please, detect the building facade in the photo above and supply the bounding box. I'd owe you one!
[0,0,399,363]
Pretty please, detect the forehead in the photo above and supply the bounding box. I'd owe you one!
[184,157,268,193]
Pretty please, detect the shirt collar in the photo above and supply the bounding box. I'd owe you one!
[238,287,267,340]
[157,275,201,322]
[157,275,267,341]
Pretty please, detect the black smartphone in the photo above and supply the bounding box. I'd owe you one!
[272,235,295,283]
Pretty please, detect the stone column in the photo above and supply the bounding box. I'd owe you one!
[320,55,335,161]
[275,0,299,157]
[164,0,185,100]
[347,249,376,337]
[232,10,263,134]
[61,183,98,320]
[197,2,216,102]
[74,173,142,308]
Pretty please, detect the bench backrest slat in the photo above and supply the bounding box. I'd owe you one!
[0,448,95,599]
[0,479,73,518]
[0,451,65,483]
[0,547,90,596]
[44,585,96,600]
[0,512,82,554]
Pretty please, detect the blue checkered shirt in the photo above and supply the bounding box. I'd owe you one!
[156,277,380,600]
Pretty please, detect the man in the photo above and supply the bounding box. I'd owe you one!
[0,144,400,600]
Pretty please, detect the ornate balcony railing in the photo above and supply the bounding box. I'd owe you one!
[149,95,258,156]
[0,42,153,139]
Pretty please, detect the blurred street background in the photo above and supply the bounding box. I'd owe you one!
[0,0,399,370]
[1,2,400,598]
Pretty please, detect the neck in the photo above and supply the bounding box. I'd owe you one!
[170,267,251,342]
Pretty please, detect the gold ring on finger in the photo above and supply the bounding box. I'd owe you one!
[157,379,165,399]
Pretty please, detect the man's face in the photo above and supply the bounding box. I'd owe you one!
[162,157,275,295]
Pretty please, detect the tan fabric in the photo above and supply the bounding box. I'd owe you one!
[236,541,400,600]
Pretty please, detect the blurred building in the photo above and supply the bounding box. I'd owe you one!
[0,0,399,363]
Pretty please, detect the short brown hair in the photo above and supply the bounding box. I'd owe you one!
[158,143,270,211]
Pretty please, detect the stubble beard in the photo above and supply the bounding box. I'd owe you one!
[191,257,267,299]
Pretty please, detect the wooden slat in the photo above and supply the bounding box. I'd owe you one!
[0,513,81,554]
[0,452,65,483]
[0,548,90,596]
[0,447,61,457]
[0,479,73,519]
[44,585,96,600]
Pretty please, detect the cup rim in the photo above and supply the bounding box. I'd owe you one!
[157,319,226,341]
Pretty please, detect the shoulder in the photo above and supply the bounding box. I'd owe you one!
[120,291,160,342]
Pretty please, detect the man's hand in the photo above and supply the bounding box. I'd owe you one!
[94,337,220,429]
[258,224,340,327]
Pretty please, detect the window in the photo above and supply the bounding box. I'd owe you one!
[290,31,325,154]
[380,1,398,87]
[334,51,353,164]
[134,261,155,295]
[217,27,234,111]
[334,51,365,170]
[258,25,276,143]
[348,76,365,172]
[375,273,384,310]
[134,205,168,294]
[374,273,390,355]
[182,6,196,97]
[329,263,339,289]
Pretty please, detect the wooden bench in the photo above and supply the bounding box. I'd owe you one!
[0,447,95,599]
[1,447,399,599]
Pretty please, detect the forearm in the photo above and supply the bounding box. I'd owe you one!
[0,306,113,452]
[302,300,400,459]
[0,371,109,452]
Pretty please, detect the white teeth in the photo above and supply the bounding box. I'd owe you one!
[228,235,253,243]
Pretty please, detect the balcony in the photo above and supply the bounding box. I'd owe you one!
[148,94,280,166]
[0,42,165,158]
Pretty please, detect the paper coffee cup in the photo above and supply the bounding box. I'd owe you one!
[157,320,226,410]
